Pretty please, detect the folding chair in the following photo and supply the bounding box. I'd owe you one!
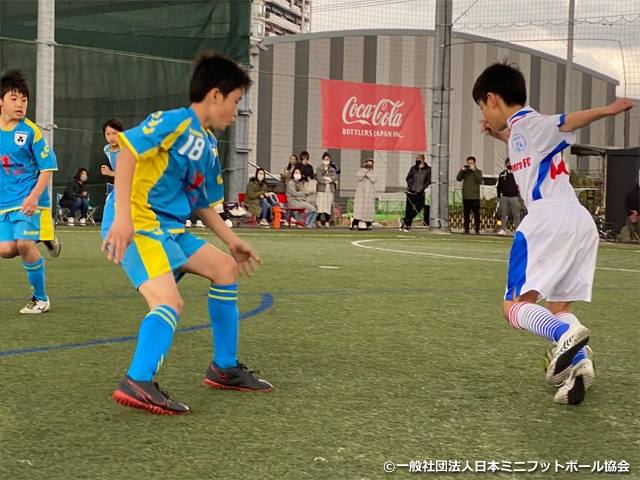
[86,195,98,226]
[55,193,70,224]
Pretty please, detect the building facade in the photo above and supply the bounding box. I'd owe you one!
[248,29,640,198]
[251,0,311,38]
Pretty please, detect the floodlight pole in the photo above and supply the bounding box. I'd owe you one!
[430,0,453,231]
[564,0,575,114]
[36,0,56,207]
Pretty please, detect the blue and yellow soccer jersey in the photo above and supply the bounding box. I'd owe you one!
[103,144,120,171]
[0,117,57,213]
[108,107,224,232]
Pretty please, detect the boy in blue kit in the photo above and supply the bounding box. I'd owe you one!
[101,118,123,195]
[473,62,634,405]
[0,69,60,314]
[102,53,272,415]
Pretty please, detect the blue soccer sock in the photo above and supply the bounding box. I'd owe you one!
[557,312,589,366]
[508,303,570,342]
[208,284,239,369]
[23,256,46,301]
[127,305,178,382]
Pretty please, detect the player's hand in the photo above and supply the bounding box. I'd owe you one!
[480,119,509,143]
[228,240,263,277]
[20,194,38,216]
[101,216,134,264]
[607,98,635,115]
[101,165,114,176]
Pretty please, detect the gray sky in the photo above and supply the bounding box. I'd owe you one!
[311,0,640,98]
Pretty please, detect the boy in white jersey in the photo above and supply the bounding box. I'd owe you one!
[473,62,634,405]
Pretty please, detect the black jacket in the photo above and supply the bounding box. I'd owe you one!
[406,163,432,194]
[624,184,640,215]
[497,169,519,198]
[61,179,87,207]
[295,162,315,181]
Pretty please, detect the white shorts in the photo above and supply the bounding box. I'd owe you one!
[505,199,599,303]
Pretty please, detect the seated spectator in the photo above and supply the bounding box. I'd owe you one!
[60,168,89,226]
[619,181,640,242]
[245,168,272,227]
[287,168,318,229]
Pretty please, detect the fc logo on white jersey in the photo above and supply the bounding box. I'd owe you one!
[15,131,27,146]
[511,134,526,153]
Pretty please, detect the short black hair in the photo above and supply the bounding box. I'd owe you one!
[467,156,476,163]
[472,62,527,107]
[102,118,124,134]
[189,52,252,103]
[0,68,29,100]
[322,152,331,159]
[300,151,310,160]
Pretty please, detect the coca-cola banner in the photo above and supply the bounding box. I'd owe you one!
[321,79,427,151]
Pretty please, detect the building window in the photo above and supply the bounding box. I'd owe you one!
[252,4,264,16]
[251,23,264,37]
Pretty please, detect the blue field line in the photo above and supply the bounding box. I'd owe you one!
[0,285,634,304]
[0,293,274,359]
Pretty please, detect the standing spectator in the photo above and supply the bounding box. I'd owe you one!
[281,154,298,183]
[287,168,317,229]
[316,152,338,227]
[456,155,483,234]
[496,157,521,235]
[60,168,89,226]
[618,181,640,242]
[245,168,271,227]
[296,151,315,181]
[351,158,377,230]
[400,154,432,232]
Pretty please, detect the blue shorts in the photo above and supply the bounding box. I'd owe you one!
[101,228,207,289]
[0,208,54,243]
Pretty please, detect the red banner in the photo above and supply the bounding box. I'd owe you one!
[321,79,427,152]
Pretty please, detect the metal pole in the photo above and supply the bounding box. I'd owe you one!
[227,80,251,203]
[429,0,452,231]
[564,0,575,114]
[36,0,56,206]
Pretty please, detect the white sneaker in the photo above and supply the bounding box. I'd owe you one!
[497,229,507,236]
[259,219,269,227]
[546,324,590,385]
[43,236,61,257]
[20,296,51,314]
[185,220,192,228]
[229,206,247,217]
[195,220,205,228]
[224,219,233,228]
[67,217,74,226]
[79,218,86,226]
[554,358,595,405]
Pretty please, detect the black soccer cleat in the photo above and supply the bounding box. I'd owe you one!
[112,375,190,415]
[204,361,274,392]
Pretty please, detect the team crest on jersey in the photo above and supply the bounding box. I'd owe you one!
[511,134,526,153]
[14,131,27,146]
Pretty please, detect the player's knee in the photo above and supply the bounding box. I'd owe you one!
[15,240,36,257]
[0,242,18,258]
[212,255,237,285]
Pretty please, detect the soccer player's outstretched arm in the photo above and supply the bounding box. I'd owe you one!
[102,144,135,264]
[560,98,635,132]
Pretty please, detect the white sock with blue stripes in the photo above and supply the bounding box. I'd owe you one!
[508,303,570,342]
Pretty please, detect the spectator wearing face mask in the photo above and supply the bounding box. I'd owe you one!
[400,154,432,232]
[245,168,271,227]
[281,154,298,184]
[287,168,318,229]
[496,157,521,235]
[60,168,89,226]
[316,152,338,227]
[351,158,376,230]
